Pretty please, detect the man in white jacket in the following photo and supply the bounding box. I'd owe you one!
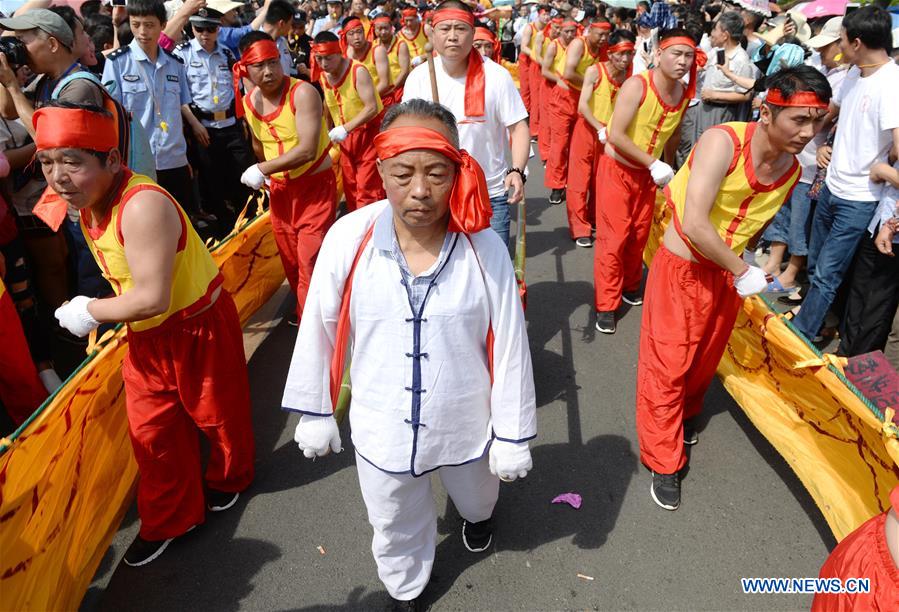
[281,99,537,608]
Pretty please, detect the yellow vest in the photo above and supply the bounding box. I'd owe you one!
[608,69,689,163]
[355,43,380,89]
[399,25,427,59]
[80,171,222,332]
[382,36,405,86]
[321,60,384,126]
[523,23,539,61]
[566,37,603,90]
[590,62,628,126]
[551,39,568,79]
[670,122,800,257]
[244,77,331,181]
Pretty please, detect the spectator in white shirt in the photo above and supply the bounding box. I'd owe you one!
[793,6,899,342]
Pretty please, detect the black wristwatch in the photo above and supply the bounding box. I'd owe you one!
[506,167,526,184]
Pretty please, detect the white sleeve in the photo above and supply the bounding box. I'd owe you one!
[878,70,899,131]
[472,230,537,443]
[281,220,364,416]
[494,65,528,127]
[401,65,426,102]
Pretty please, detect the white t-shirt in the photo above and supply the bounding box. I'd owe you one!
[403,55,528,198]
[826,62,899,202]
[797,65,847,184]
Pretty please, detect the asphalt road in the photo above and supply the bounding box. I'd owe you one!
[82,157,835,611]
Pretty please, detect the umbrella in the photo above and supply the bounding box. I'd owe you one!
[800,0,848,20]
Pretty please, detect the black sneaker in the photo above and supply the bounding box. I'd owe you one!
[595,311,616,334]
[123,534,174,567]
[389,597,421,611]
[683,424,698,446]
[622,291,643,306]
[575,237,593,248]
[650,471,680,511]
[549,188,564,205]
[461,518,493,552]
[207,490,240,512]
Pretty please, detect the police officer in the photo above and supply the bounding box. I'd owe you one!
[101,0,201,226]
[176,7,255,235]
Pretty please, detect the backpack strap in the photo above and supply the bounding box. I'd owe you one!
[51,70,106,100]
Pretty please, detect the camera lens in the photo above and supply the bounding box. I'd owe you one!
[0,36,28,69]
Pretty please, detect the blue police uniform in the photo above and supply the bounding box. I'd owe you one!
[101,40,192,172]
[174,37,236,129]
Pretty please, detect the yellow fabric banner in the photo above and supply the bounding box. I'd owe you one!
[0,210,285,611]
[646,195,899,541]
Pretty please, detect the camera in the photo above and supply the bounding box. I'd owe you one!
[0,36,28,69]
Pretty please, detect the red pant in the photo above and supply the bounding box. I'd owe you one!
[635,246,742,474]
[538,79,553,162]
[594,155,655,312]
[544,85,579,190]
[123,291,254,540]
[339,112,386,212]
[529,60,542,139]
[518,55,531,116]
[565,116,599,240]
[269,168,337,319]
[812,511,899,611]
[0,288,46,425]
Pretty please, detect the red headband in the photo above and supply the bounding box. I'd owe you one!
[431,8,475,26]
[233,39,281,118]
[590,21,612,31]
[561,20,577,27]
[402,8,417,18]
[373,14,392,24]
[31,107,119,231]
[607,41,635,53]
[33,107,117,152]
[551,17,563,23]
[659,35,698,100]
[474,28,500,62]
[312,41,343,55]
[766,89,829,110]
[374,126,492,234]
[343,17,364,33]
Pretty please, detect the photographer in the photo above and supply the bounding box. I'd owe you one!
[0,8,103,135]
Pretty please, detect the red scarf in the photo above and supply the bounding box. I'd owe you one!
[473,27,501,63]
[232,39,281,119]
[431,8,486,117]
[373,126,492,234]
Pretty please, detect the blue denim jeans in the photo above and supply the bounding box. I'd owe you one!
[489,193,511,248]
[792,184,876,339]
[762,181,813,256]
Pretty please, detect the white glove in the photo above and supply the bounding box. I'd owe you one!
[597,126,607,144]
[54,295,100,338]
[488,440,532,482]
[328,125,349,143]
[649,159,675,187]
[411,55,426,67]
[734,265,768,298]
[240,164,266,190]
[294,415,342,458]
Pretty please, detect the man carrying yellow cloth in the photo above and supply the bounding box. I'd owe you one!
[34,103,255,567]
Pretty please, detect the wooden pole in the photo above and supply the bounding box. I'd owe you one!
[424,42,439,104]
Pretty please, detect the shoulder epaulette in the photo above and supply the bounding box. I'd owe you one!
[108,46,131,60]
[163,47,184,63]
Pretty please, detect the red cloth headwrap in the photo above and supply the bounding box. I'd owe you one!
[31,108,119,231]
[340,17,364,51]
[373,126,492,234]
[232,39,281,118]
[607,41,635,54]
[473,27,501,63]
[659,35,698,99]
[311,40,344,83]
[766,88,829,109]
[431,9,485,117]
[590,21,612,31]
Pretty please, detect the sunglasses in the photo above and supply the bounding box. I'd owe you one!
[194,25,219,33]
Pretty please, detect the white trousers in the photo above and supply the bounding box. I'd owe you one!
[355,453,500,600]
